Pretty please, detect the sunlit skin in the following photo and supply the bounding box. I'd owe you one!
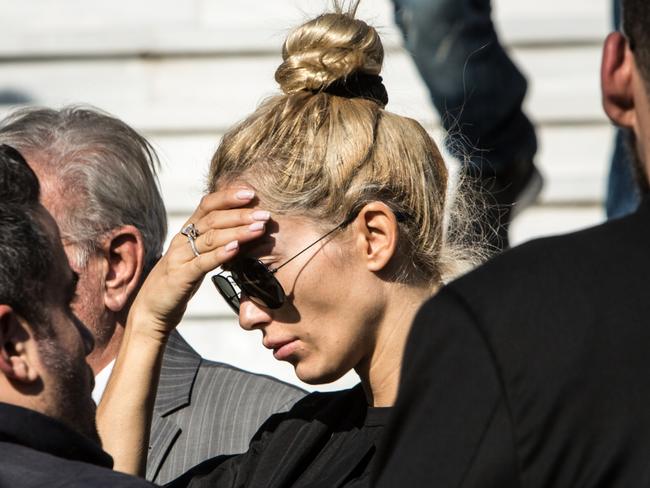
[25,207,98,442]
[90,16,650,481]
[25,156,119,374]
[97,188,432,475]
[24,154,145,377]
[236,208,432,407]
[238,214,379,384]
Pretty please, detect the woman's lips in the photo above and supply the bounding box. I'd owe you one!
[266,339,299,361]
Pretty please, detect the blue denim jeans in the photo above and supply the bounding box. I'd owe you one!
[393,0,537,174]
[606,0,641,219]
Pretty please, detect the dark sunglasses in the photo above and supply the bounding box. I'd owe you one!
[211,209,409,313]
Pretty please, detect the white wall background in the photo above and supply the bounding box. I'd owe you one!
[0,0,611,391]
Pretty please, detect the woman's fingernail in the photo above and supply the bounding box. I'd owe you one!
[249,222,265,232]
[236,190,255,200]
[225,240,239,252]
[251,210,271,221]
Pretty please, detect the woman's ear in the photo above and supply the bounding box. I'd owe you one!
[353,202,400,273]
[0,305,40,384]
[602,32,637,129]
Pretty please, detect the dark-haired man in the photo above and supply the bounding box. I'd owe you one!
[0,145,152,487]
[0,107,305,484]
[375,0,650,485]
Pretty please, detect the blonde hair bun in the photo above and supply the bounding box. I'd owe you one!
[275,5,384,96]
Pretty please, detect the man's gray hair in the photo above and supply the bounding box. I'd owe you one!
[0,106,167,272]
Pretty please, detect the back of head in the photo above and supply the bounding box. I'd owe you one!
[209,2,465,286]
[623,0,650,89]
[0,106,167,273]
[0,145,53,332]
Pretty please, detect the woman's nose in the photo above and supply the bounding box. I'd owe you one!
[238,295,272,331]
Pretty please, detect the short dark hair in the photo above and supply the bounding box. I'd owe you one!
[0,145,54,331]
[623,0,650,87]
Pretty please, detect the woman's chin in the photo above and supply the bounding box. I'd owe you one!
[295,363,346,386]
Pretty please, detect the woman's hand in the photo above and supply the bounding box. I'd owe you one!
[131,187,270,340]
[98,187,270,475]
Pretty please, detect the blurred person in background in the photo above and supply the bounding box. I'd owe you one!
[394,0,642,226]
[392,0,543,252]
[374,0,650,485]
[0,145,151,487]
[0,107,304,484]
[96,3,481,487]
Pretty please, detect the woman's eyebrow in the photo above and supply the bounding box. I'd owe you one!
[240,237,277,257]
[221,240,278,272]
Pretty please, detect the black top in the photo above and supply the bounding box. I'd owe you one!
[375,196,650,487]
[0,402,152,487]
[167,384,390,488]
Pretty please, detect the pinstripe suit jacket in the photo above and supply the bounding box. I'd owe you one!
[146,330,306,484]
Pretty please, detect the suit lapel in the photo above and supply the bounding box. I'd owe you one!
[146,416,181,481]
[154,330,202,415]
[146,330,201,481]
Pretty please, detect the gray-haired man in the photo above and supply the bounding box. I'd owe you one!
[0,106,305,484]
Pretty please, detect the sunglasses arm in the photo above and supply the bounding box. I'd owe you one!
[269,221,349,273]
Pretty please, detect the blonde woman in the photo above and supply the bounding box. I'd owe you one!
[98,3,474,487]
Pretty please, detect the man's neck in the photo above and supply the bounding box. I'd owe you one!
[87,324,125,375]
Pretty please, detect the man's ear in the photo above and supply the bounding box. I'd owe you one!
[602,32,637,128]
[0,305,40,383]
[353,202,400,273]
[99,225,145,313]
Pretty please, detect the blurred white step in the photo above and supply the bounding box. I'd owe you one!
[510,204,605,245]
[0,0,616,395]
[151,123,614,216]
[0,0,608,57]
[0,44,610,208]
[0,44,605,132]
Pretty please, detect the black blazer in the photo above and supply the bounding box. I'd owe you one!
[374,197,650,487]
[0,403,152,488]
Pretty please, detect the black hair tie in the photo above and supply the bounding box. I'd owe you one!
[320,72,389,106]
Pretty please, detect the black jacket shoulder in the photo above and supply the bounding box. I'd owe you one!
[0,442,153,488]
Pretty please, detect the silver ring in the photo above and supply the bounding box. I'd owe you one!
[181,223,201,257]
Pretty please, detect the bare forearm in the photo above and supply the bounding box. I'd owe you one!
[96,188,264,476]
[97,311,168,476]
